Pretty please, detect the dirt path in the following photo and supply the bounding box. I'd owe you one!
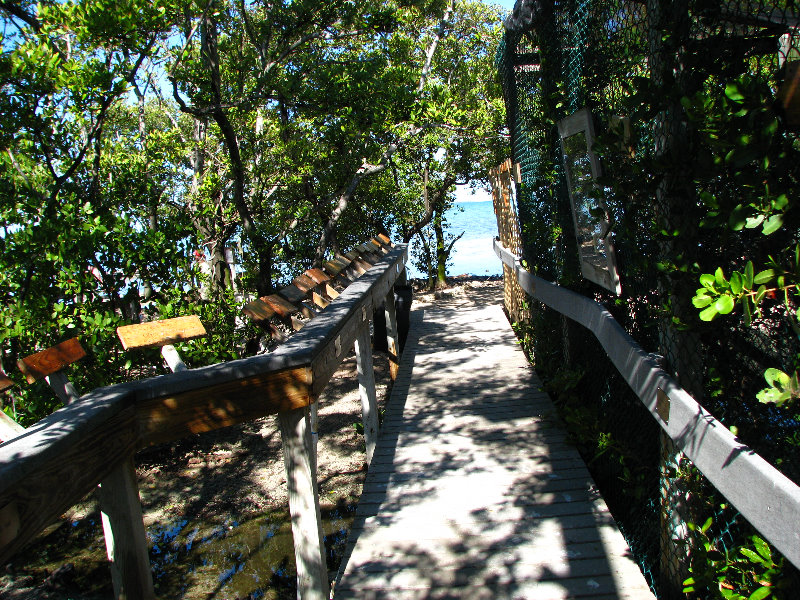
[0,278,503,600]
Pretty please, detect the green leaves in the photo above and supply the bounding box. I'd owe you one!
[684,70,793,245]
[727,197,788,235]
[692,255,797,326]
[698,304,719,321]
[685,512,786,600]
[724,82,745,102]
[697,252,800,409]
[714,295,735,315]
[695,266,739,321]
[756,369,800,407]
[753,269,775,285]
[761,214,783,236]
[730,271,743,295]
[729,204,749,231]
[747,588,771,600]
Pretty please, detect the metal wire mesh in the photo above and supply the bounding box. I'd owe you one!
[497,0,800,597]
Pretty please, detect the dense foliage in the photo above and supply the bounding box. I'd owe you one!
[499,0,800,596]
[0,0,507,425]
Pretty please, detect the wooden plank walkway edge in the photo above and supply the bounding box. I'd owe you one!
[493,239,800,571]
[333,291,654,599]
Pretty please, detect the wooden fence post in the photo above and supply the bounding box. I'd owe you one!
[160,344,188,372]
[354,322,379,464]
[278,406,328,600]
[384,289,400,381]
[96,458,155,600]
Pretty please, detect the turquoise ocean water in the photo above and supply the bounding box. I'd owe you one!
[406,200,502,279]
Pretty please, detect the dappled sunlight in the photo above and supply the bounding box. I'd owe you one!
[335,288,654,598]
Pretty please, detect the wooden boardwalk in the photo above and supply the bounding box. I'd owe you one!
[334,286,655,599]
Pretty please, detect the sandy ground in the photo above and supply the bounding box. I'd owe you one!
[0,278,503,600]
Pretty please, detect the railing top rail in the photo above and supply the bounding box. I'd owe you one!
[133,244,407,404]
[494,239,800,570]
[0,381,138,487]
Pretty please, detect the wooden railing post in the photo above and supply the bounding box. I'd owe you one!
[44,371,80,405]
[278,405,328,600]
[354,321,379,464]
[309,402,319,476]
[160,344,188,372]
[96,458,155,600]
[18,339,154,600]
[384,288,400,381]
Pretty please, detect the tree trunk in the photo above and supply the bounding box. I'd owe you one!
[202,12,273,293]
[433,213,448,289]
[134,82,156,302]
[256,244,275,297]
[210,240,231,293]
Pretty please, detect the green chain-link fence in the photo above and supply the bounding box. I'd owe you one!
[498,0,800,597]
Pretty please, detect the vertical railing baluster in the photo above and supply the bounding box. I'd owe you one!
[354,321,379,464]
[96,457,155,600]
[384,288,400,381]
[278,405,328,600]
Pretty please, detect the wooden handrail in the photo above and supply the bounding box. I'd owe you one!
[493,239,800,570]
[0,382,139,561]
[0,244,408,599]
[130,245,406,437]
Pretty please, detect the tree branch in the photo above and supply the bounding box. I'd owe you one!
[417,0,454,92]
[313,144,396,265]
[0,1,40,32]
[402,174,457,243]
[43,38,156,216]
[168,0,215,80]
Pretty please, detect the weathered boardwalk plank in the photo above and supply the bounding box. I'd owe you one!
[334,288,654,599]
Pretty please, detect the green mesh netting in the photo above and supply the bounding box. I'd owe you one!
[498,1,800,598]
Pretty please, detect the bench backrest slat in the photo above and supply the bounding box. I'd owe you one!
[116,315,207,351]
[17,338,86,384]
[0,370,13,394]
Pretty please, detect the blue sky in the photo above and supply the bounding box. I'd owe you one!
[486,0,517,11]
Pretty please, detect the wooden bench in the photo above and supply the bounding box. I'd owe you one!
[0,339,88,442]
[17,337,86,405]
[243,236,393,341]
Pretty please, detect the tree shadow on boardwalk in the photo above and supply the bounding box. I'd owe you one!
[334,294,654,599]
